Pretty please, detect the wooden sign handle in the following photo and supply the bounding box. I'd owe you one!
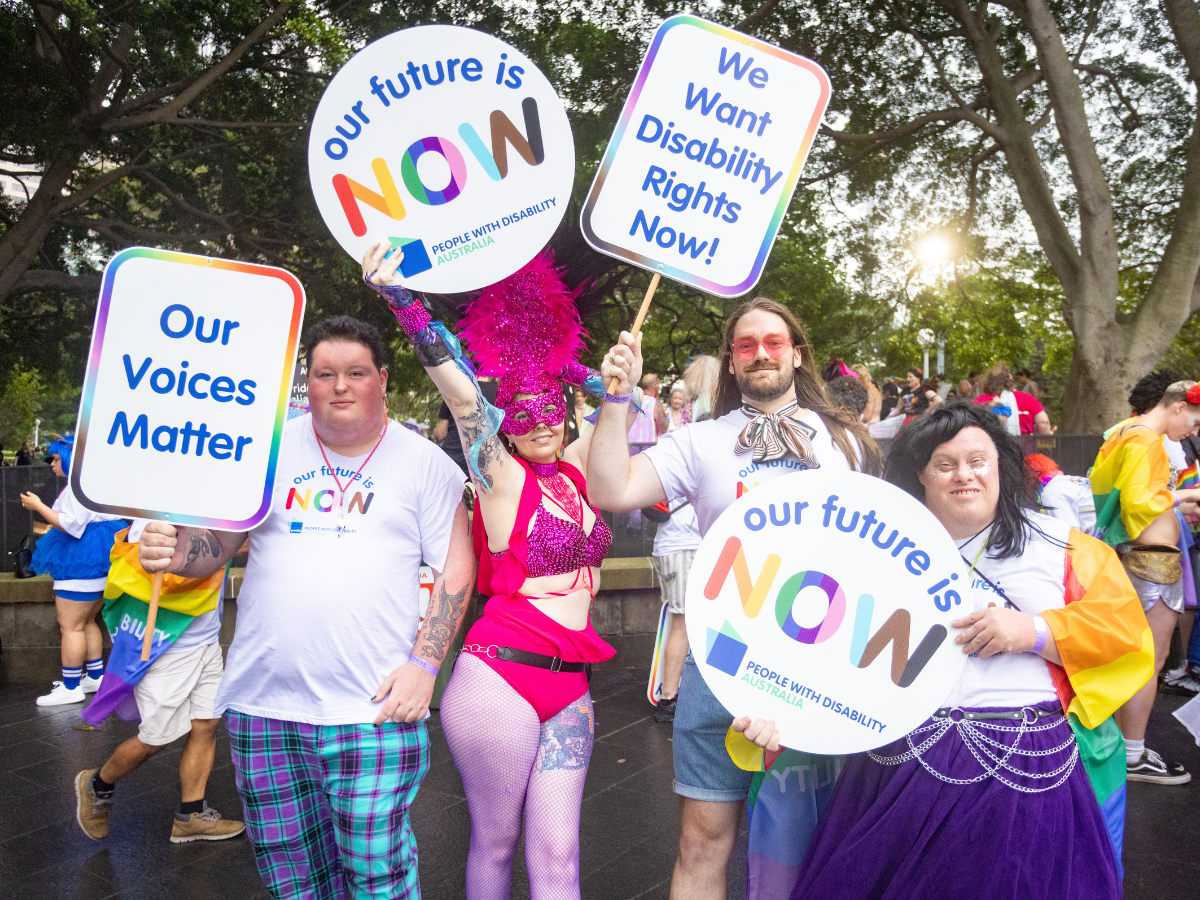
[141,570,164,661]
[606,272,661,394]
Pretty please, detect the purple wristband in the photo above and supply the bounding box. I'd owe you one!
[605,392,632,404]
[407,656,439,677]
[1029,616,1047,655]
[362,273,417,309]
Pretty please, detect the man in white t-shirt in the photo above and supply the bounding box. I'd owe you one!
[140,316,475,900]
[590,298,883,900]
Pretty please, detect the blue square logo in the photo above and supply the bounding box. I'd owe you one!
[289,521,303,534]
[706,630,748,677]
[389,237,433,277]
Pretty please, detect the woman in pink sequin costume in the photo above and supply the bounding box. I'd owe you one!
[362,243,644,899]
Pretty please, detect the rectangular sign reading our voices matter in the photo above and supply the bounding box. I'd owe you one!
[73,248,306,530]
[581,16,830,297]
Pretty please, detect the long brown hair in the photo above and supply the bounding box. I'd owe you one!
[712,297,884,475]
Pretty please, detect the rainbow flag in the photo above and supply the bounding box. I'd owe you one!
[1091,426,1175,545]
[1179,461,1199,490]
[1041,530,1155,877]
[81,531,224,727]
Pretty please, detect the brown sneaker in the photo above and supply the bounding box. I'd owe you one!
[75,769,111,841]
[170,804,246,843]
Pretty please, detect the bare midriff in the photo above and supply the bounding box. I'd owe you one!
[1135,508,1180,546]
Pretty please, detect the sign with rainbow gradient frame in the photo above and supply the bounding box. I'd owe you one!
[307,25,575,294]
[581,16,831,297]
[72,248,305,530]
[686,470,967,755]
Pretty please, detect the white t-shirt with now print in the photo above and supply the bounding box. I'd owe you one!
[643,409,858,538]
[215,415,465,725]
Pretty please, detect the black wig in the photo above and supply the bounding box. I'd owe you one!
[883,401,1040,559]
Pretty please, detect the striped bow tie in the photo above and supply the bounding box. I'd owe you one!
[735,401,820,467]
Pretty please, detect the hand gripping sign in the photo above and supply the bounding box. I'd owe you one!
[308,25,575,294]
[582,15,830,299]
[73,248,305,657]
[687,470,969,755]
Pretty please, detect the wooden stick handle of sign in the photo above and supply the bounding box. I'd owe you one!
[141,571,164,661]
[606,271,661,394]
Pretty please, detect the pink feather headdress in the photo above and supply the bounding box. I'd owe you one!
[458,250,593,408]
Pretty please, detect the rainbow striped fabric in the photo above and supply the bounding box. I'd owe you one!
[1179,461,1199,490]
[81,530,224,727]
[1091,425,1175,546]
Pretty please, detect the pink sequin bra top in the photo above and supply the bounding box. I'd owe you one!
[524,504,612,577]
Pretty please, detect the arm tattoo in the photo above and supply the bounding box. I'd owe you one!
[186,530,220,565]
[419,581,471,663]
[456,404,509,492]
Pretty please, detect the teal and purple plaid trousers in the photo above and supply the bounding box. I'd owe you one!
[226,710,430,900]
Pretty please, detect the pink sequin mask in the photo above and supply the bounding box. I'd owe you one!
[502,389,566,435]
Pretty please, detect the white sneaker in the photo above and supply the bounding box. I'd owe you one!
[36,681,86,707]
[80,674,103,694]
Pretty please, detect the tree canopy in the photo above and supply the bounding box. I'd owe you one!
[6,1,1200,432]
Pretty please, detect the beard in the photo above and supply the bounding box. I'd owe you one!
[736,360,795,404]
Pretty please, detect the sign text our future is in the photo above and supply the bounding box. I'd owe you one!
[582,16,830,297]
[73,249,305,530]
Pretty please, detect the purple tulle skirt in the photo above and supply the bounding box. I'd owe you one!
[791,702,1119,900]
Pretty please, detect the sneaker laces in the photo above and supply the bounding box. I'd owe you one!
[195,806,222,822]
[1142,748,1168,769]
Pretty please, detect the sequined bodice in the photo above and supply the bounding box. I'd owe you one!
[495,504,612,578]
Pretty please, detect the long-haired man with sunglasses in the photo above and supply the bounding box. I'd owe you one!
[589,298,882,900]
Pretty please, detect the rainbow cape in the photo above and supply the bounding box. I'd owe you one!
[1091,425,1175,546]
[81,531,224,727]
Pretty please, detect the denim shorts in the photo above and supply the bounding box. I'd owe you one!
[673,651,752,802]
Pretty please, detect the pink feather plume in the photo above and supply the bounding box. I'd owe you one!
[458,250,587,382]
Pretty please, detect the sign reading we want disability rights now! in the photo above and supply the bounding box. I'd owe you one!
[307,25,575,294]
[73,248,305,530]
[581,16,830,297]
[687,470,969,755]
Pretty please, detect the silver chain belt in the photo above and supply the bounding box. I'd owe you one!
[869,707,1078,794]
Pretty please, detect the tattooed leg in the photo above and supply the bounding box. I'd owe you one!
[524,692,594,898]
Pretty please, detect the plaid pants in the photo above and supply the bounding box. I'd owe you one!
[226,711,430,900]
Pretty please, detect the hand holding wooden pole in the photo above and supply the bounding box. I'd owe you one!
[141,570,164,661]
[606,272,661,394]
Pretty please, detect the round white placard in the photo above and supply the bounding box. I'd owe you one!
[686,469,969,755]
[308,26,575,293]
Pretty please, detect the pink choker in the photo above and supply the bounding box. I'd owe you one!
[528,460,559,477]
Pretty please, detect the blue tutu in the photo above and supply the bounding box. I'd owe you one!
[31,519,127,582]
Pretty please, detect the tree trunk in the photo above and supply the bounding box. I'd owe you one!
[0,149,85,302]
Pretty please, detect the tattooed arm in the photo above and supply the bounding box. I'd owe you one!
[373,502,476,724]
[361,239,524,499]
[138,521,246,578]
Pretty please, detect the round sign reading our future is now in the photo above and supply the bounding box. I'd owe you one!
[686,470,969,755]
[308,25,575,293]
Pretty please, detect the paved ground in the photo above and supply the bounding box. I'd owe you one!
[0,669,1196,900]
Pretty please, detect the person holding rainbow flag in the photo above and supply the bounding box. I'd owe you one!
[74,521,245,844]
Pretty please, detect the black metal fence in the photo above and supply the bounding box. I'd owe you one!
[2,465,66,573]
[0,435,1110,571]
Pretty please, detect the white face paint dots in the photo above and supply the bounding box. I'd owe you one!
[929,456,994,480]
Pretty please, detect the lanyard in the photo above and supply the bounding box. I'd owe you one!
[314,419,388,537]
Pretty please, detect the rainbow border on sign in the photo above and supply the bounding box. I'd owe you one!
[580,15,831,297]
[72,246,306,530]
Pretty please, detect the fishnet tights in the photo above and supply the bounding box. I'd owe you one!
[441,653,594,900]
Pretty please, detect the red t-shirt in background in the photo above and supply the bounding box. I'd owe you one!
[975,391,1045,434]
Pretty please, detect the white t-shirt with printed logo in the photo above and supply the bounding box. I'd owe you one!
[644,409,859,538]
[940,512,1067,709]
[215,415,465,725]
